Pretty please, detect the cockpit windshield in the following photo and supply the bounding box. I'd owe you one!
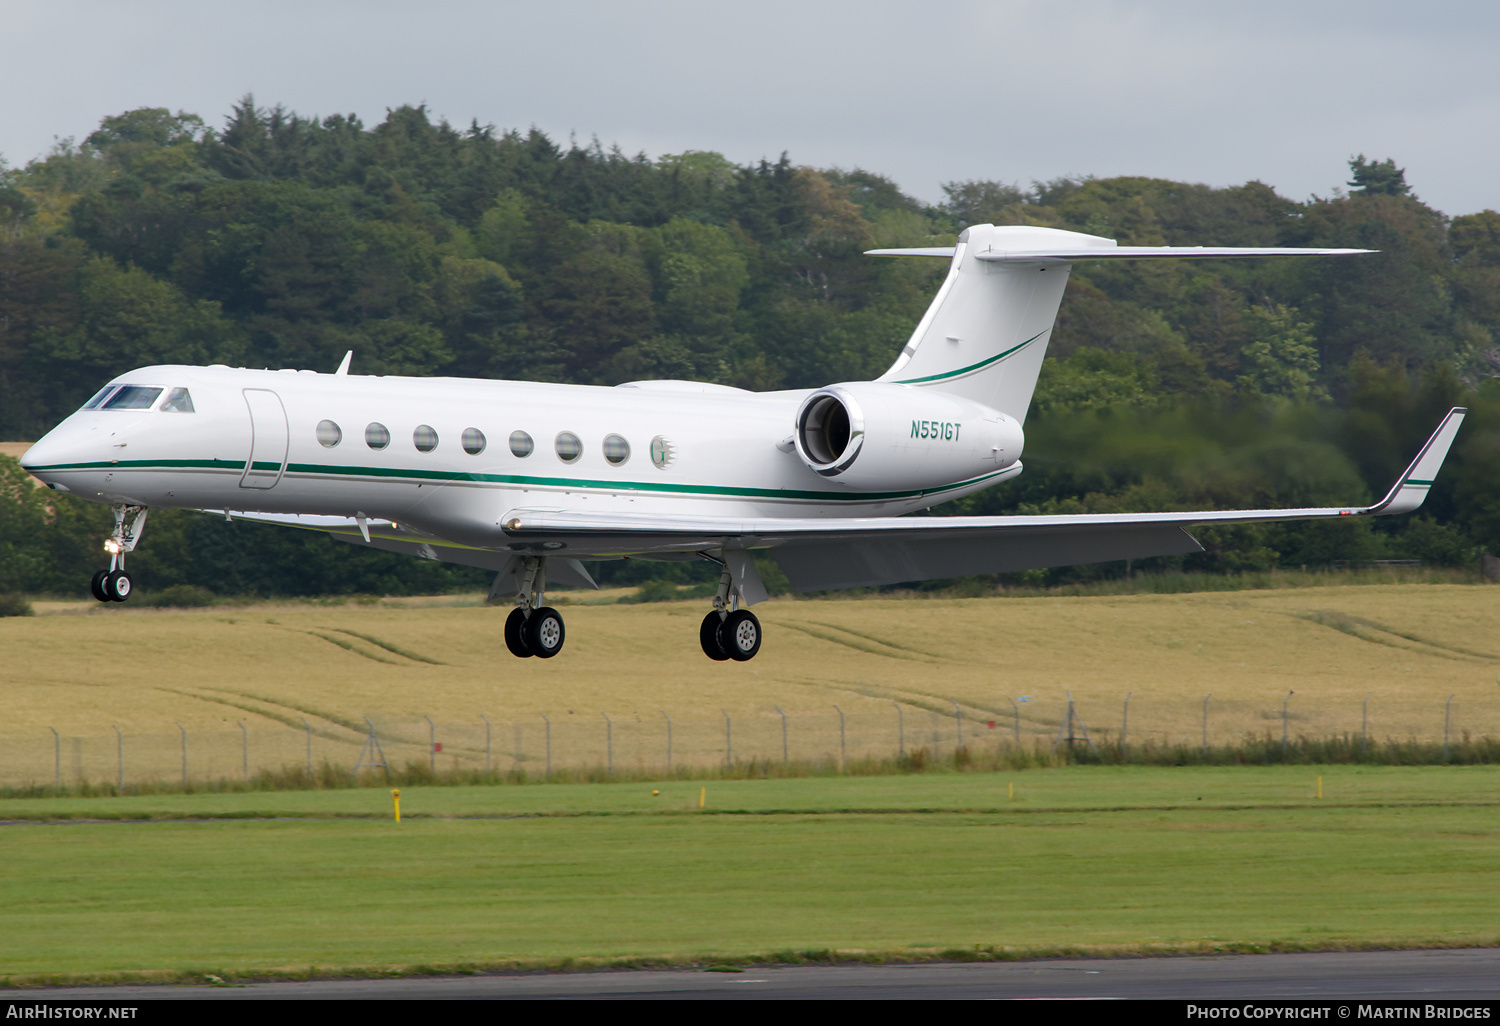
[80,384,120,410]
[100,386,164,410]
[160,387,195,413]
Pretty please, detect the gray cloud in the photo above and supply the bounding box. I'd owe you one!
[3,0,1496,215]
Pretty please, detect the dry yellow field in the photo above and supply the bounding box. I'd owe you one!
[2,584,1497,784]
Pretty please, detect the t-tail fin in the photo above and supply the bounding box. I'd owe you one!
[870,224,1371,421]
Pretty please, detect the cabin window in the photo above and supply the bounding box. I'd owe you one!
[462,428,486,455]
[414,425,439,452]
[81,385,120,411]
[509,431,534,458]
[555,432,582,464]
[101,385,163,410]
[602,434,630,466]
[365,423,391,450]
[316,420,342,447]
[160,388,195,413]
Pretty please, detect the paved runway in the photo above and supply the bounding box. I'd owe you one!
[21,949,1500,1000]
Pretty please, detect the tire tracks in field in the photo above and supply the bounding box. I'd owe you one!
[768,621,934,663]
[775,675,1038,730]
[152,687,362,741]
[1292,610,1499,663]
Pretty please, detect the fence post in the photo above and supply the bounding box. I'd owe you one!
[177,723,188,789]
[1282,691,1294,760]
[1007,697,1020,745]
[1121,693,1131,761]
[662,712,672,773]
[893,701,904,759]
[113,725,123,791]
[541,714,551,780]
[1201,694,1211,759]
[834,705,845,772]
[1361,694,1370,758]
[722,709,732,768]
[1443,695,1455,762]
[238,720,248,779]
[603,713,613,775]
[302,717,312,777]
[950,700,963,749]
[425,715,436,771]
[775,706,788,763]
[481,714,491,773]
[49,727,59,789]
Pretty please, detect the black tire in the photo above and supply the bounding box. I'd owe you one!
[105,570,132,602]
[525,606,565,659]
[504,607,533,658]
[90,570,111,603]
[717,609,762,661]
[700,611,730,660]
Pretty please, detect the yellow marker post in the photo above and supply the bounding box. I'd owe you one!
[699,786,705,809]
[392,788,401,823]
[1008,782,1014,800]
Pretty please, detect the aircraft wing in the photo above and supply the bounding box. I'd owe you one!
[203,407,1463,594]
[499,407,1466,591]
[867,246,1375,262]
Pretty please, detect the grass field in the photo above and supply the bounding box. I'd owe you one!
[1,766,1497,983]
[1,584,1497,786]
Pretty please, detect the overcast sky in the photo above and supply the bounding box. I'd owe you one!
[4,0,1497,216]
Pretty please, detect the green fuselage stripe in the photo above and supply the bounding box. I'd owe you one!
[30,459,1018,503]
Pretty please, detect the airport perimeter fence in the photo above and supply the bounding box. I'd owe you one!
[3,691,1499,792]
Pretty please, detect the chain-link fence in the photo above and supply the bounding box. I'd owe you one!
[2,691,1496,790]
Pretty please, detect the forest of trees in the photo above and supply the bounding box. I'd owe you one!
[2,100,1499,598]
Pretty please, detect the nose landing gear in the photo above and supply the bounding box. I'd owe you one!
[92,505,147,603]
[501,556,565,658]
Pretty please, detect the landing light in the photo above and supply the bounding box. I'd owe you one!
[103,539,120,554]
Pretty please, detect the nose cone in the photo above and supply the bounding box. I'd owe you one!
[18,421,101,489]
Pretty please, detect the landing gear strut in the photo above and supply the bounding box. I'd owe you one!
[698,555,762,661]
[501,556,565,659]
[92,505,147,603]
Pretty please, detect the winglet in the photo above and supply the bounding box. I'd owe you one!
[335,350,353,376]
[1368,408,1466,516]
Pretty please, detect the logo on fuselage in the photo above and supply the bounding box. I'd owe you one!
[650,436,676,468]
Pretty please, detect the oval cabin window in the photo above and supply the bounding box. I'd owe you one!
[462,428,486,455]
[316,420,342,448]
[365,423,390,450]
[602,434,630,466]
[555,432,582,464]
[413,425,439,452]
[509,431,534,458]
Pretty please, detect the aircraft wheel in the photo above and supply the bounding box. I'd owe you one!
[716,609,761,661]
[504,608,533,658]
[104,570,133,602]
[90,570,111,603]
[525,606,565,659]
[700,612,730,660]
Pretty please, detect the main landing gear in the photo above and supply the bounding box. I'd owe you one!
[494,549,765,662]
[699,558,762,661]
[502,556,565,659]
[91,505,147,603]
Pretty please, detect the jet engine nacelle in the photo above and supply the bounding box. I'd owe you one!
[793,382,1023,489]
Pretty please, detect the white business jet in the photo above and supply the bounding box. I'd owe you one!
[20,224,1465,661]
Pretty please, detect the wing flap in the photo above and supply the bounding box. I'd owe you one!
[774,525,1203,591]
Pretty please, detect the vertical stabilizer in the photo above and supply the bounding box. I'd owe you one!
[874,224,1113,419]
